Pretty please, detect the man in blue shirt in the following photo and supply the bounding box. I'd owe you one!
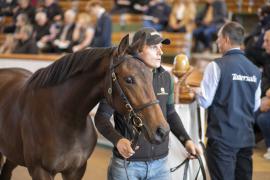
[195,21,261,180]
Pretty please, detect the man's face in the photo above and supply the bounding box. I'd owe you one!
[263,32,270,54]
[139,43,163,70]
[216,29,227,54]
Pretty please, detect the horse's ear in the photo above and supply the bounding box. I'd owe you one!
[118,34,129,56]
[129,32,146,52]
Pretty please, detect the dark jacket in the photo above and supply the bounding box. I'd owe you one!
[95,66,190,161]
[196,0,227,28]
[43,2,63,21]
[90,12,112,47]
[14,4,36,24]
[56,23,76,42]
[13,38,38,54]
[207,50,261,148]
[145,2,171,27]
[34,22,51,41]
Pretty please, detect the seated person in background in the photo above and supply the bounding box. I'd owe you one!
[33,11,51,42]
[42,0,63,22]
[12,24,38,54]
[0,0,18,17]
[143,0,171,31]
[53,9,76,53]
[166,0,196,33]
[87,0,112,48]
[256,30,270,160]
[0,13,30,53]
[13,0,35,24]
[245,4,270,67]
[257,88,270,160]
[36,21,61,53]
[72,13,95,52]
[131,0,149,14]
[110,0,133,14]
[193,0,227,52]
[3,0,35,33]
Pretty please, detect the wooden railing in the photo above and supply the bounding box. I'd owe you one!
[0,53,61,61]
[58,0,114,12]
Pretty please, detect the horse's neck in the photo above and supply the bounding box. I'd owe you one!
[56,56,109,116]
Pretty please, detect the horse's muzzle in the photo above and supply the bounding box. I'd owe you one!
[154,126,170,144]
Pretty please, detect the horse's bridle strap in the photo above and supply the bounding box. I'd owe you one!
[112,69,159,114]
[134,99,159,113]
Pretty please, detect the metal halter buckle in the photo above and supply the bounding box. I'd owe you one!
[108,88,112,94]
[133,116,143,128]
[112,72,116,81]
[125,103,133,112]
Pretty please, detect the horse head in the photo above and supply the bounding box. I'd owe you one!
[105,34,170,144]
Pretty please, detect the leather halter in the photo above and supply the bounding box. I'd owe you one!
[105,53,159,139]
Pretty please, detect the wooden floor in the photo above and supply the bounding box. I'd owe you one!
[8,141,270,180]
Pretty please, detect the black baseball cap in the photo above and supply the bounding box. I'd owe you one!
[132,27,170,45]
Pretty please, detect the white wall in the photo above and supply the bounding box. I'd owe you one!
[0,58,53,72]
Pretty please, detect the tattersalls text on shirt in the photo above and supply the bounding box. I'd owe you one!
[232,73,257,83]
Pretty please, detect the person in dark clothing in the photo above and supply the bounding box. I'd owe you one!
[12,24,38,54]
[34,11,50,41]
[261,31,270,95]
[193,0,227,52]
[14,0,35,24]
[195,21,261,180]
[110,0,133,14]
[94,27,201,180]
[42,0,63,22]
[53,9,76,53]
[143,0,171,31]
[87,0,112,48]
[131,0,149,14]
[0,0,17,17]
[245,4,270,67]
[3,0,35,33]
[255,30,270,160]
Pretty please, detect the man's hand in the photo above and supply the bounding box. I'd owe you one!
[260,97,270,112]
[266,88,270,97]
[185,140,203,159]
[116,138,135,159]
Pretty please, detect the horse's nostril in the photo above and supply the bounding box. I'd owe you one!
[156,127,169,140]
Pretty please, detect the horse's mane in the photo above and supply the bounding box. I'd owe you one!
[27,47,116,89]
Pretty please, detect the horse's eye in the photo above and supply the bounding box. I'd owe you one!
[125,77,135,84]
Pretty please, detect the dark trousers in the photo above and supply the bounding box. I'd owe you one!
[206,139,253,180]
[193,25,218,49]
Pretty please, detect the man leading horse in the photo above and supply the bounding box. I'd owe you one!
[94,27,202,180]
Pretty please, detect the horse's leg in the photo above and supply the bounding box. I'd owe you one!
[61,163,87,180]
[0,159,17,180]
[29,167,54,180]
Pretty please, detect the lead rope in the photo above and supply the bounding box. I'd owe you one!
[169,103,207,180]
[124,128,141,180]
[170,155,206,180]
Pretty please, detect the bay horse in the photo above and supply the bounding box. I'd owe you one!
[0,35,170,180]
